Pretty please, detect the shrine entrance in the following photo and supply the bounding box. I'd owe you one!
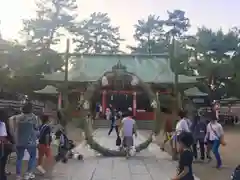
[106,92,133,113]
[79,61,160,156]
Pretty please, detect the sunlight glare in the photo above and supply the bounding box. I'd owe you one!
[0,0,35,40]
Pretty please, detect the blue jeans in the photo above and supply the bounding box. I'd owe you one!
[212,140,222,167]
[16,146,37,175]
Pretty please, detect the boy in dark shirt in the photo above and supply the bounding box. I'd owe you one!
[37,114,52,174]
[171,132,194,180]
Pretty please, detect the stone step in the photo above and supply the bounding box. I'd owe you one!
[93,119,154,130]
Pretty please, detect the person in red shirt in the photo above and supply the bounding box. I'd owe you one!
[37,115,52,174]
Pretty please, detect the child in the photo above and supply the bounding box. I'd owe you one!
[55,129,70,163]
[37,114,52,174]
[55,129,83,162]
[171,132,194,180]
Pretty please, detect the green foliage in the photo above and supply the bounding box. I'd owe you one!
[22,0,77,50]
[20,0,78,74]
[165,10,190,37]
[2,6,240,99]
[72,12,124,54]
[129,15,167,54]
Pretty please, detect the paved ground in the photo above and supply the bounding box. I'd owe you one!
[154,126,240,180]
[191,126,240,180]
[52,129,200,180]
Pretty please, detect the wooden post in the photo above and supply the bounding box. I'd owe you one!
[61,39,70,132]
[171,36,179,161]
[63,39,70,108]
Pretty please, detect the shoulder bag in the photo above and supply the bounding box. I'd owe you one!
[210,124,226,146]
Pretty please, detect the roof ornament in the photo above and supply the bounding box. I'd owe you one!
[101,75,108,86]
[83,100,90,110]
[112,60,127,72]
[131,75,139,86]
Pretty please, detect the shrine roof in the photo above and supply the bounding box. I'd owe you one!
[184,87,208,97]
[42,54,201,84]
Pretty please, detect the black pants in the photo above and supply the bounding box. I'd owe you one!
[192,139,205,160]
[0,146,12,180]
[108,125,119,136]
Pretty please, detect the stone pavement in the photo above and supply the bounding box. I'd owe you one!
[52,128,200,180]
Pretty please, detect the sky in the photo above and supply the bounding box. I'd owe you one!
[0,0,239,52]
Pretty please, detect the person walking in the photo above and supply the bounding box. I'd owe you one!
[0,109,14,180]
[108,108,119,136]
[37,114,52,175]
[121,111,137,158]
[11,102,39,180]
[173,110,191,159]
[191,111,207,161]
[205,115,225,168]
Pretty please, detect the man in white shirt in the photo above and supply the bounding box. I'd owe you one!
[121,112,137,158]
[175,110,191,135]
[173,110,191,157]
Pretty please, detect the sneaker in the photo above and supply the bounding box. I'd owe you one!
[29,173,35,179]
[16,175,22,180]
[23,172,35,180]
[36,165,46,174]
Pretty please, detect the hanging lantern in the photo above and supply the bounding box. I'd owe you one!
[131,76,139,86]
[83,100,90,110]
[151,100,157,109]
[101,76,108,86]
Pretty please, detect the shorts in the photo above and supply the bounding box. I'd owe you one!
[38,144,52,158]
[123,136,133,147]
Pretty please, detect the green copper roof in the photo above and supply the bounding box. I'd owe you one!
[184,87,208,96]
[43,54,200,84]
[34,85,58,94]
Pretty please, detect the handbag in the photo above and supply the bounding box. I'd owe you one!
[116,136,121,146]
[210,124,226,146]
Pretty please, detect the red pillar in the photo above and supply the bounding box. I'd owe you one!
[102,90,107,113]
[133,91,137,117]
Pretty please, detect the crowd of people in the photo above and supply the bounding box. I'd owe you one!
[104,104,137,157]
[0,100,229,180]
[159,108,226,180]
[103,103,226,179]
[0,102,70,180]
